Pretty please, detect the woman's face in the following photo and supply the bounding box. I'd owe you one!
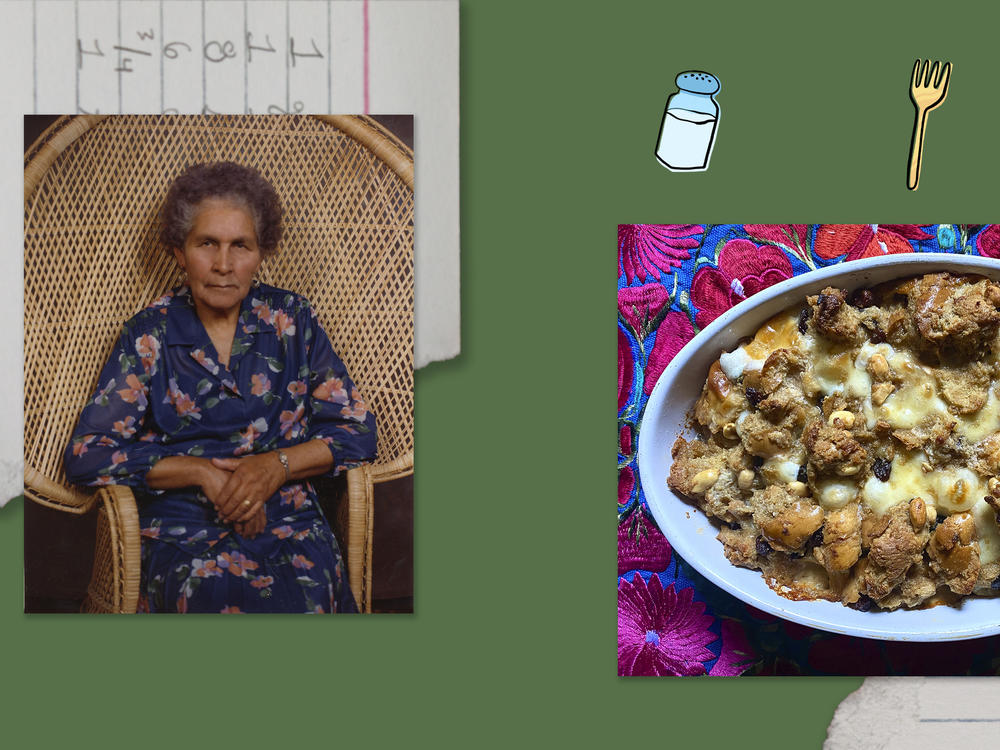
[173,198,263,320]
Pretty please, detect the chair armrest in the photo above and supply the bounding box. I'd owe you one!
[82,484,141,614]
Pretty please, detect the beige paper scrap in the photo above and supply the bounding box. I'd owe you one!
[826,677,1000,749]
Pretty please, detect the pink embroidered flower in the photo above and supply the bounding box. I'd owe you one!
[135,334,161,375]
[645,310,694,395]
[617,283,671,337]
[313,376,349,404]
[272,310,296,337]
[618,573,717,676]
[293,528,310,541]
[617,510,671,576]
[116,373,148,409]
[220,606,243,614]
[708,619,754,676]
[279,484,308,510]
[976,225,1000,258]
[251,575,275,589]
[251,373,272,396]
[690,239,793,329]
[271,525,295,539]
[813,224,933,261]
[287,380,307,397]
[291,554,314,570]
[140,526,160,539]
[110,450,128,467]
[112,416,137,439]
[618,224,703,284]
[618,327,634,411]
[743,224,810,260]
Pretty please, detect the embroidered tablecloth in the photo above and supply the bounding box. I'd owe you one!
[617,224,1000,676]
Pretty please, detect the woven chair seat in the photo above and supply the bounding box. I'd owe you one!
[25,115,414,612]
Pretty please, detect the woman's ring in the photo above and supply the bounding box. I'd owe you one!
[242,499,251,508]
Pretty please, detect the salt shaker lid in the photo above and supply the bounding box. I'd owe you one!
[675,71,720,95]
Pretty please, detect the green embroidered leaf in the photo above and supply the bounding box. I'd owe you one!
[205,397,220,409]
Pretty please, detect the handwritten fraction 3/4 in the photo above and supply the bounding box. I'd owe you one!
[32,0,373,115]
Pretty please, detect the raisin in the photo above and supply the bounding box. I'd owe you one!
[797,306,812,334]
[745,387,765,406]
[797,465,808,483]
[852,595,874,612]
[751,455,764,468]
[992,577,1000,591]
[868,323,886,344]
[808,527,824,548]
[872,458,892,481]
[849,288,876,308]
[755,537,771,557]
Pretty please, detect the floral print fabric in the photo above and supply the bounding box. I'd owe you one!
[618,224,1000,675]
[65,283,376,613]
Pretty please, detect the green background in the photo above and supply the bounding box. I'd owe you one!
[7,0,1000,747]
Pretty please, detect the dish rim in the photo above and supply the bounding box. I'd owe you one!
[635,252,1000,642]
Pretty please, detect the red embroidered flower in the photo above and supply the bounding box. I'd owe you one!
[618,328,634,411]
[690,239,793,329]
[617,509,671,576]
[618,465,635,509]
[813,224,933,261]
[618,224,703,285]
[645,311,694,395]
[976,225,1000,258]
[618,573,717,676]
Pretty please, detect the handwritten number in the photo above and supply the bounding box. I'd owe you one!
[137,28,155,42]
[76,38,104,70]
[267,101,305,115]
[162,41,192,59]
[289,37,323,67]
[246,32,276,63]
[204,40,237,63]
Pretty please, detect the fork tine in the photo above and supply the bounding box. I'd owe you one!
[937,61,951,90]
[928,61,940,87]
[911,59,921,88]
[919,59,930,87]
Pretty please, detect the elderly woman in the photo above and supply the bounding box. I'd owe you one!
[64,162,376,613]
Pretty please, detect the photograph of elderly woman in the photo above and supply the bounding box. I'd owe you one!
[24,115,414,614]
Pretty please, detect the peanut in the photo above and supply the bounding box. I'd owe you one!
[690,468,720,494]
[989,477,1000,496]
[787,481,809,497]
[871,382,895,407]
[828,410,855,429]
[737,469,755,490]
[909,497,927,531]
[866,353,890,381]
[837,464,861,476]
[722,422,739,440]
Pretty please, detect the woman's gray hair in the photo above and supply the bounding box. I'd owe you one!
[160,162,283,255]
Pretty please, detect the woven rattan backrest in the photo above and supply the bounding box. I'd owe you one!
[25,115,414,510]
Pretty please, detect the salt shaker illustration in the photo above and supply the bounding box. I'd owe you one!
[654,71,720,171]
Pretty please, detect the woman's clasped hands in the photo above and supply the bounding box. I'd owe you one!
[200,452,286,539]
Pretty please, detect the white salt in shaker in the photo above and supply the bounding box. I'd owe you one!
[654,71,720,171]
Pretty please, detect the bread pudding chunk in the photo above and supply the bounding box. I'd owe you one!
[668,272,1000,611]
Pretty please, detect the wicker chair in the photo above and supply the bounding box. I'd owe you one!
[24,115,414,613]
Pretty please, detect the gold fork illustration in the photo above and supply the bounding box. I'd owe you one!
[907,59,952,190]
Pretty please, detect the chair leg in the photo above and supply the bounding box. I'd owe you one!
[81,485,141,614]
[346,466,374,613]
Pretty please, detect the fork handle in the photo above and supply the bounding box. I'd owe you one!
[907,106,929,190]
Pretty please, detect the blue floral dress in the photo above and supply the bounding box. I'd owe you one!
[64,283,377,614]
